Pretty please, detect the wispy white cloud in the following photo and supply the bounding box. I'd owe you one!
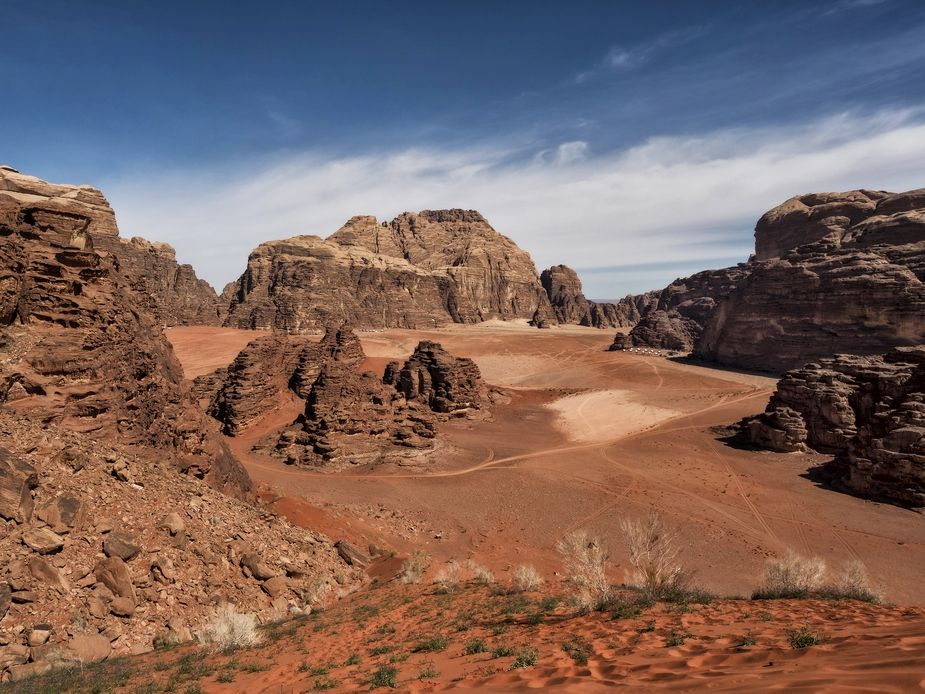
[575,26,709,82]
[822,0,890,16]
[104,108,925,299]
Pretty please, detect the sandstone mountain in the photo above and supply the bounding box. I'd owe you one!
[222,210,553,331]
[539,264,656,329]
[743,346,925,508]
[616,188,925,372]
[0,167,249,498]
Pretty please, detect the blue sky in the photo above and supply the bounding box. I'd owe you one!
[3,0,925,297]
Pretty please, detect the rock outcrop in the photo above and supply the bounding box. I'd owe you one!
[384,340,485,415]
[744,347,925,507]
[540,265,653,329]
[622,188,925,372]
[0,166,220,327]
[0,166,251,499]
[222,210,552,331]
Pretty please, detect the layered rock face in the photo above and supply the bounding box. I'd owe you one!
[223,210,553,331]
[0,167,251,499]
[0,166,220,327]
[623,188,925,372]
[540,265,653,329]
[745,347,925,507]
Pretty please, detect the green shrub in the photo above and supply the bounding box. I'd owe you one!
[787,627,822,649]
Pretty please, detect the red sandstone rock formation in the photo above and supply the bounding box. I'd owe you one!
[223,210,553,331]
[622,188,925,372]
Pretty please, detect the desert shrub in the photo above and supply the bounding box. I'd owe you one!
[466,560,496,585]
[369,663,398,688]
[511,564,543,593]
[510,647,539,669]
[491,644,515,658]
[433,560,463,593]
[556,529,611,609]
[562,640,591,665]
[195,605,261,651]
[664,630,691,647]
[787,627,822,649]
[753,552,826,600]
[399,551,431,585]
[621,510,689,600]
[412,635,448,653]
[417,660,439,679]
[820,560,880,603]
[464,638,487,655]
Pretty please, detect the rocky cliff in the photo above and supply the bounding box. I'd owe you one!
[0,166,250,499]
[620,188,925,372]
[744,347,924,508]
[0,166,221,327]
[223,210,553,331]
[540,265,653,329]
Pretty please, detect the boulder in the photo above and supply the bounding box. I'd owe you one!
[22,527,65,555]
[334,540,370,567]
[241,553,275,581]
[28,557,71,592]
[0,449,37,524]
[93,556,136,603]
[27,624,52,647]
[0,582,10,620]
[103,531,141,561]
[67,632,111,663]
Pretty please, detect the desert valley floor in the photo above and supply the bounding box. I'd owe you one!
[168,323,925,605]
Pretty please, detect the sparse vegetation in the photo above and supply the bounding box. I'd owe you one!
[621,510,690,600]
[412,635,449,653]
[418,660,439,679]
[467,560,496,585]
[736,633,757,649]
[787,627,822,649]
[753,552,826,599]
[511,564,544,592]
[556,529,612,609]
[562,640,591,665]
[510,647,539,669]
[195,605,261,651]
[491,644,515,658]
[399,550,431,585]
[464,638,488,655]
[313,677,339,691]
[369,663,399,689]
[820,560,881,603]
[665,631,691,647]
[433,560,463,593]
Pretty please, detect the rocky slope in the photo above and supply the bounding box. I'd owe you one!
[620,188,925,372]
[540,264,654,329]
[0,169,249,499]
[0,166,221,327]
[743,346,924,507]
[0,412,359,681]
[222,210,553,331]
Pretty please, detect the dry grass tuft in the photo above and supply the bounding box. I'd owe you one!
[196,605,262,651]
[511,564,544,593]
[753,552,826,599]
[556,529,611,609]
[466,560,496,585]
[433,560,463,593]
[823,560,881,603]
[399,550,431,585]
[621,510,689,600]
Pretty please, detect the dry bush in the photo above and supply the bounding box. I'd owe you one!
[466,560,496,585]
[621,510,689,600]
[823,560,880,603]
[556,529,611,609]
[511,564,543,593]
[196,605,261,651]
[433,560,463,592]
[753,552,826,599]
[399,550,431,585]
